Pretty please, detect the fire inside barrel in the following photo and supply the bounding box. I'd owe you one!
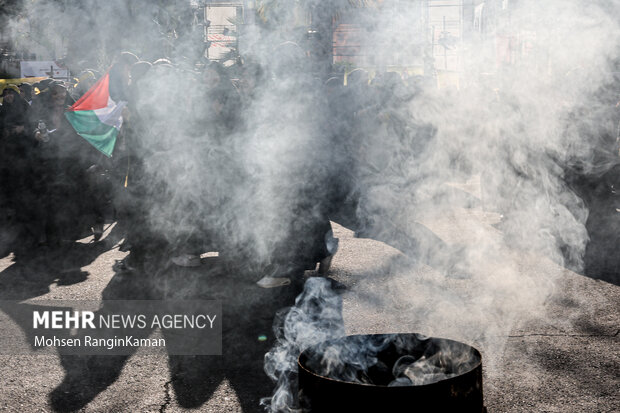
[298,333,484,413]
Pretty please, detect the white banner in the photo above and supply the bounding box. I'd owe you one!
[20,61,69,79]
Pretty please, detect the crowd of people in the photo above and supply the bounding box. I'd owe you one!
[1,76,103,249]
[2,43,620,286]
[0,45,446,286]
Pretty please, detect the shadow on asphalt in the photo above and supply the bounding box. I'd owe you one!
[581,192,620,286]
[46,253,306,412]
[560,169,620,285]
[0,231,116,301]
[521,329,619,402]
[0,225,311,412]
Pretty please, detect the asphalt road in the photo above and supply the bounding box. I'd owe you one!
[0,180,618,412]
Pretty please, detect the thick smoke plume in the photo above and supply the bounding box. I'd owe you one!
[261,0,620,411]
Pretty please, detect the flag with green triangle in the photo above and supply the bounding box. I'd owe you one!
[65,72,126,157]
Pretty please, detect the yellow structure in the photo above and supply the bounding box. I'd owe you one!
[0,77,46,103]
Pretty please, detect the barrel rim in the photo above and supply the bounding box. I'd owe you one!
[297,332,482,388]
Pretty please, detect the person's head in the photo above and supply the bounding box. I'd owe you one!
[153,58,173,66]
[347,68,369,88]
[112,51,140,85]
[1,85,20,104]
[202,61,227,88]
[35,78,54,94]
[130,61,152,85]
[49,82,67,107]
[19,83,32,101]
[76,70,96,87]
[372,71,403,96]
[382,71,403,88]
[239,61,265,94]
[324,76,344,100]
[325,76,343,89]
[272,41,306,79]
[117,51,140,68]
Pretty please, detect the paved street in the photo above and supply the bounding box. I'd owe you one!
[0,179,618,412]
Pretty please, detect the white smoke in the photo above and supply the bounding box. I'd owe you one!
[2,0,619,411]
[262,0,620,411]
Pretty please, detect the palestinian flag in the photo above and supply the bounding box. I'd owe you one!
[65,72,126,157]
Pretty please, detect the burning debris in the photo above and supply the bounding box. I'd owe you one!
[263,281,484,412]
[298,334,484,412]
[301,333,480,387]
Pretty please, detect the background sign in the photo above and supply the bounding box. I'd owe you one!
[20,61,69,79]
